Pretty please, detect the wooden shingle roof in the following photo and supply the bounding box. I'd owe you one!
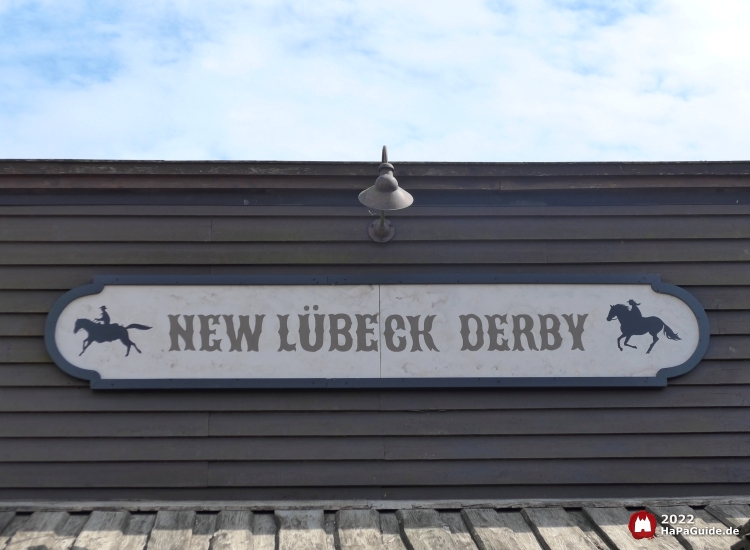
[0,500,746,549]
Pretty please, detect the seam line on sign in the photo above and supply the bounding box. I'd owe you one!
[378,284,382,380]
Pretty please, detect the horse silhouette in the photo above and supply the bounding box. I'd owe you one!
[606,302,680,354]
[74,318,151,356]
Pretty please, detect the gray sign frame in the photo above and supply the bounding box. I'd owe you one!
[44,274,710,389]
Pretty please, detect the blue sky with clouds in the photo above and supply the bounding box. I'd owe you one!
[0,0,748,161]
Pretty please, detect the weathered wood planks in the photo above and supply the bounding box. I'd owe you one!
[71,510,129,550]
[335,510,381,550]
[0,514,27,550]
[381,513,408,550]
[0,505,746,550]
[440,512,478,550]
[521,507,602,550]
[397,509,457,550]
[0,514,13,539]
[275,510,327,550]
[120,514,156,550]
[4,511,70,550]
[461,509,542,550]
[57,514,88,550]
[187,514,215,550]
[583,507,683,550]
[705,503,750,530]
[145,510,196,550]
[210,509,253,550]
[648,505,740,550]
[253,514,277,550]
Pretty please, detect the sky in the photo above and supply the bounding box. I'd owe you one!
[0,0,748,162]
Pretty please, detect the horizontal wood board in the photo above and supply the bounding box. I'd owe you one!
[0,504,742,550]
[0,170,748,500]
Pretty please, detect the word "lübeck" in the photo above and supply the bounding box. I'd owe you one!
[167,308,589,353]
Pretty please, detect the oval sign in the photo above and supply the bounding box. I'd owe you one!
[45,274,709,389]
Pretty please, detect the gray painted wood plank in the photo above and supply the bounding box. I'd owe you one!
[0,389,382,413]
[3,203,750,217]
[54,514,88,550]
[5,511,70,550]
[210,215,750,242]
[187,514,216,550]
[5,383,750,410]
[0,217,211,242]
[0,365,87,387]
[120,514,156,550]
[0,291,63,313]
[0,265,213,290]
[648,505,739,550]
[0,437,383,462]
[4,240,750,265]
[705,503,750,529]
[0,412,208,437]
[0,263,747,290]
[669,361,750,385]
[0,315,46,336]
[382,434,750,460]
[0,462,208,488]
[208,408,750,437]
[396,509,457,550]
[334,510,381,550]
[708,311,750,334]
[687,287,750,310]
[71,510,129,550]
[376,386,750,412]
[0,515,28,550]
[275,510,326,550]
[5,386,750,413]
[146,511,196,550]
[7,214,750,243]
[253,514,277,550]
[461,509,541,550]
[6,432,750,463]
[439,512,478,550]
[0,338,50,363]
[521,507,601,550]
[706,336,750,359]
[583,507,683,550]
[210,510,252,550]
[210,458,750,487]
[380,514,406,550]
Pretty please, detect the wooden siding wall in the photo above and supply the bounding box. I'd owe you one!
[0,166,749,500]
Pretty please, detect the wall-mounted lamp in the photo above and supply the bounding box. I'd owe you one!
[358,146,414,243]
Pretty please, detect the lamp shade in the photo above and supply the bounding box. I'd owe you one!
[358,147,413,211]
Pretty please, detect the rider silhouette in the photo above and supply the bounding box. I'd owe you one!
[627,299,643,319]
[95,306,110,325]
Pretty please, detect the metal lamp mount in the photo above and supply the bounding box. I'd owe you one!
[358,146,413,243]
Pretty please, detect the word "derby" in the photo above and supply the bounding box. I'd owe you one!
[166,310,589,353]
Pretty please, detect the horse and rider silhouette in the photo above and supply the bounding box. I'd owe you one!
[607,299,680,354]
[74,306,151,356]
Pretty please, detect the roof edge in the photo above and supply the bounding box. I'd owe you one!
[1,159,750,177]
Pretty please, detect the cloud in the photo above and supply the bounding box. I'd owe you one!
[0,0,748,161]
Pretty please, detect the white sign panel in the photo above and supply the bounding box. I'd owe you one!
[45,275,709,388]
